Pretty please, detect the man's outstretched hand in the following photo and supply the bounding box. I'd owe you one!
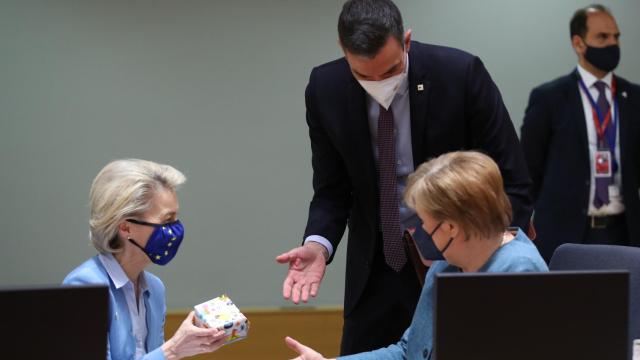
[276,242,328,304]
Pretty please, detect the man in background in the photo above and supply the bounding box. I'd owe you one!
[521,4,640,262]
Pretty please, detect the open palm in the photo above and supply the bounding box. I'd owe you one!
[276,244,327,304]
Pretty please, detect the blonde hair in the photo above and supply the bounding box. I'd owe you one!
[404,151,512,240]
[89,159,186,254]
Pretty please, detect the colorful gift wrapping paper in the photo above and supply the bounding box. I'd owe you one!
[193,294,249,344]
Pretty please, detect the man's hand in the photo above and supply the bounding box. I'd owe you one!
[285,336,333,360]
[276,242,328,304]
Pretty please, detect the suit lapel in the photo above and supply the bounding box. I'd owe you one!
[568,71,591,173]
[408,46,430,166]
[615,75,631,179]
[347,78,377,181]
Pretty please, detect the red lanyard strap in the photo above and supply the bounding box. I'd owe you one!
[578,76,617,143]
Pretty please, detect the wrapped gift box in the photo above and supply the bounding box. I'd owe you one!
[193,294,249,344]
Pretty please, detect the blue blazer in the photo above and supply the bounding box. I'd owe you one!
[338,229,548,360]
[63,256,167,360]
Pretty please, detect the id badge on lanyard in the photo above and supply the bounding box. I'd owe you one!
[577,73,618,178]
[594,148,612,178]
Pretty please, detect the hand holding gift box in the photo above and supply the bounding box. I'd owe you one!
[194,294,249,344]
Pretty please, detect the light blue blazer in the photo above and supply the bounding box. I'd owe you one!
[339,229,548,360]
[63,256,167,360]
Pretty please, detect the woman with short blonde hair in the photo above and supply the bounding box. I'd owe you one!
[65,159,226,360]
[89,159,187,254]
[285,151,547,360]
[405,150,513,242]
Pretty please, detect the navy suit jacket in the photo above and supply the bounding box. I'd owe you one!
[521,70,640,262]
[303,41,533,315]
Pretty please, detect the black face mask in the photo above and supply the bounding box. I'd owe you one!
[583,41,620,73]
[413,221,454,261]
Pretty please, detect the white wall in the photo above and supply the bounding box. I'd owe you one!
[1,0,638,309]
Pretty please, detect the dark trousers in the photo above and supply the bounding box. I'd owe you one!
[340,251,422,355]
[584,214,628,246]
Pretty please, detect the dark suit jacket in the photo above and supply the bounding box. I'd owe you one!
[521,70,640,262]
[304,41,532,315]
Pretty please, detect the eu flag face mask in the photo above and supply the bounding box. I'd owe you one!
[126,218,184,265]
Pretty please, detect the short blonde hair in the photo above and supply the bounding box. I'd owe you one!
[404,151,512,240]
[89,159,186,254]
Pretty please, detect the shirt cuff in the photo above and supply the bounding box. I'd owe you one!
[304,235,334,258]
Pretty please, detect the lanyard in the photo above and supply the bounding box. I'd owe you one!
[577,71,619,173]
[577,73,618,150]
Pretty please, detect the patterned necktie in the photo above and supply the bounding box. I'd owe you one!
[593,81,612,208]
[377,105,405,271]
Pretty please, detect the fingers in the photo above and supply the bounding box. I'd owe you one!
[194,334,227,355]
[276,247,300,264]
[300,283,310,303]
[291,281,302,304]
[184,311,195,324]
[284,336,305,354]
[193,330,228,352]
[310,282,320,298]
[283,276,294,300]
[192,327,219,337]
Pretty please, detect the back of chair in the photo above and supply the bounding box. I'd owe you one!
[550,243,640,359]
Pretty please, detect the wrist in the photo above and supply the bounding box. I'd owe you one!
[305,242,329,261]
[162,339,179,360]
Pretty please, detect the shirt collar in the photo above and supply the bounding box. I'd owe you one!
[99,253,149,293]
[577,64,613,89]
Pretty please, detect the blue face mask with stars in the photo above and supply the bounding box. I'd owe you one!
[126,219,184,265]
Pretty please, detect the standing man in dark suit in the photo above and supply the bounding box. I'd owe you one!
[521,4,640,263]
[276,0,533,355]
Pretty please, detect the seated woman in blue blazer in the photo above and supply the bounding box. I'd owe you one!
[285,151,549,359]
[64,159,226,360]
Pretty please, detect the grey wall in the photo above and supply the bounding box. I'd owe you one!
[1,0,638,309]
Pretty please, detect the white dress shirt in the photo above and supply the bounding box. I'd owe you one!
[576,65,624,216]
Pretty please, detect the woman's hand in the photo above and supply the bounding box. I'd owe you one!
[285,336,333,360]
[162,311,227,360]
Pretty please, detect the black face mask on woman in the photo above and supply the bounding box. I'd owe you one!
[583,40,620,73]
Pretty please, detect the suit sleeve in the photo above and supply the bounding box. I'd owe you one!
[303,69,353,264]
[464,56,534,230]
[520,87,552,202]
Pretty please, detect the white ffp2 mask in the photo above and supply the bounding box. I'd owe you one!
[357,53,407,110]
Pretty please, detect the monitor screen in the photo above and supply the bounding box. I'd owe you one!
[435,271,629,360]
[0,285,109,359]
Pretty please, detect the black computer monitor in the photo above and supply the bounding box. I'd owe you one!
[435,271,629,360]
[0,285,109,359]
